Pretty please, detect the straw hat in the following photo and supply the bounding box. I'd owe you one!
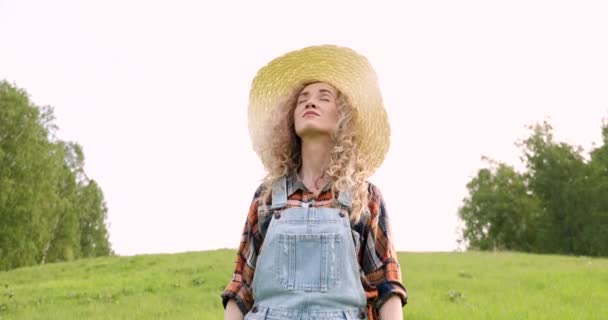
[248,45,390,175]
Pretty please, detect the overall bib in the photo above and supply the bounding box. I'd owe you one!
[245,177,368,320]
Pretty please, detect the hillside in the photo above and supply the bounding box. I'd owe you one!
[0,250,606,319]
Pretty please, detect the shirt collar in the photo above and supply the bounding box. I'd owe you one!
[286,172,332,196]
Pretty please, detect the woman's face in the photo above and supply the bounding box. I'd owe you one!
[293,82,340,139]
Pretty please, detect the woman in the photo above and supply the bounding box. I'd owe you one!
[222,45,407,320]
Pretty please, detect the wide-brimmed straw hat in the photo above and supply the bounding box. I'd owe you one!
[248,45,390,175]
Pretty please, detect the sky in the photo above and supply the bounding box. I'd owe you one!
[1,0,607,256]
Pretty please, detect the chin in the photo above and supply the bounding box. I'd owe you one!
[296,127,333,138]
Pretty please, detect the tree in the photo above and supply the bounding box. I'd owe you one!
[460,119,608,256]
[0,81,59,269]
[584,119,608,256]
[79,180,112,257]
[459,158,541,251]
[0,80,112,270]
[518,121,589,254]
[42,142,83,263]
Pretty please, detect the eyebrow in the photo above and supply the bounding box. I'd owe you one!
[319,89,335,97]
[298,89,335,99]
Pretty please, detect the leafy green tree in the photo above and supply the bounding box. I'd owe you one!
[42,142,83,263]
[461,119,608,256]
[1,80,112,270]
[79,180,112,257]
[518,121,589,254]
[459,158,541,251]
[584,120,608,256]
[0,81,59,270]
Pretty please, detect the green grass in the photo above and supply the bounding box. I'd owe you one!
[0,250,606,319]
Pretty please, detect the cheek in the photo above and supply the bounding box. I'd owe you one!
[293,109,303,132]
[327,104,340,126]
[293,116,301,130]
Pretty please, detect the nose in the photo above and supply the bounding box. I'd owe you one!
[305,101,317,109]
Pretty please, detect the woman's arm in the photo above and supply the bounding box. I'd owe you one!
[221,186,266,318]
[361,183,408,318]
[224,300,244,320]
[379,295,403,320]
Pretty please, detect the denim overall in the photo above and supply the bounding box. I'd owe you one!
[245,177,368,320]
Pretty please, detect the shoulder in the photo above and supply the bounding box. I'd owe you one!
[252,182,267,200]
[250,182,273,210]
[364,181,390,227]
[365,181,386,215]
[365,181,384,203]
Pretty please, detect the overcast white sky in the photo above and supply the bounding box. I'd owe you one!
[1,0,607,255]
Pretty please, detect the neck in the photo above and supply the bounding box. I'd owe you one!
[298,135,332,191]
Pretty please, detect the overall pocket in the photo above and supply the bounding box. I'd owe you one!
[274,233,342,292]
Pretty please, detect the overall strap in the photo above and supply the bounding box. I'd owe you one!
[338,190,357,231]
[259,177,287,240]
[271,176,288,209]
[337,190,353,208]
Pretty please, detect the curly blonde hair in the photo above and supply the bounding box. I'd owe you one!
[259,82,370,223]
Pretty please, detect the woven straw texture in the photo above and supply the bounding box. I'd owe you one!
[248,45,390,175]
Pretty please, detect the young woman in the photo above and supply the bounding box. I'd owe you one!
[222,45,407,320]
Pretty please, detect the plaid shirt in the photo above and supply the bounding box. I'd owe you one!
[221,175,407,319]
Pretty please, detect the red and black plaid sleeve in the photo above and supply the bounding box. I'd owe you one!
[360,183,408,318]
[220,185,266,315]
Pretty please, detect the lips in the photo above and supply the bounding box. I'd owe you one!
[303,111,320,117]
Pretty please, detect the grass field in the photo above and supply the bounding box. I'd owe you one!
[0,250,606,319]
